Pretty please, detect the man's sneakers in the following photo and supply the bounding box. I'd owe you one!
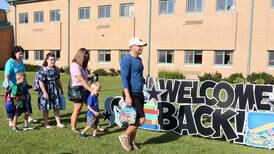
[119,135,132,151]
[23,125,35,131]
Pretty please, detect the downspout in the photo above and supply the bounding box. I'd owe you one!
[67,0,71,68]
[247,0,254,76]
[147,0,152,77]
[14,3,17,45]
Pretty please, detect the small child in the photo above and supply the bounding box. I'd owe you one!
[11,73,34,131]
[22,73,37,124]
[80,82,102,138]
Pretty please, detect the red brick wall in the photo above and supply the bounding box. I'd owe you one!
[0,10,13,67]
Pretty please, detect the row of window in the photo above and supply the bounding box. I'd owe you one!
[19,0,274,24]
[23,50,60,60]
[19,3,134,24]
[159,50,274,66]
[23,50,274,66]
[158,50,233,65]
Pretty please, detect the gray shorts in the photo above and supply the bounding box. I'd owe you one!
[87,116,99,127]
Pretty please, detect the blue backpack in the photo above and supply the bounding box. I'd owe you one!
[33,67,47,91]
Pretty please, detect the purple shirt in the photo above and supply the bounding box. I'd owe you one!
[70,62,88,87]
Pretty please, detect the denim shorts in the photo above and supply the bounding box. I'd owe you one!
[87,116,99,128]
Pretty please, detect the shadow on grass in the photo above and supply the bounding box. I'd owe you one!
[140,132,181,145]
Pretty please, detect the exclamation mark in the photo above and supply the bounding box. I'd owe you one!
[234,110,246,144]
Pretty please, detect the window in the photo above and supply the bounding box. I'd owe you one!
[98,50,111,62]
[23,50,29,60]
[79,7,90,20]
[34,11,44,23]
[187,0,203,13]
[98,5,111,18]
[217,0,235,11]
[272,0,274,9]
[51,50,60,60]
[159,0,175,15]
[50,10,60,22]
[120,50,128,61]
[34,50,44,61]
[120,3,134,17]
[158,50,174,64]
[185,50,202,64]
[268,51,274,66]
[215,50,233,65]
[19,13,28,24]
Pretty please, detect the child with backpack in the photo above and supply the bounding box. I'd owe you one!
[11,72,35,131]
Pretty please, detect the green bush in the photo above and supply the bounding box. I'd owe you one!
[116,70,121,76]
[93,68,109,76]
[25,64,40,72]
[232,77,245,84]
[224,73,245,83]
[254,79,265,84]
[158,71,185,79]
[109,68,118,76]
[59,67,70,74]
[198,72,212,81]
[247,72,274,84]
[211,71,222,82]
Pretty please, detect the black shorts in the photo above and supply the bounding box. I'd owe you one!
[123,92,145,119]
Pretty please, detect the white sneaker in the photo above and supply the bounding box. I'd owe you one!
[57,123,65,128]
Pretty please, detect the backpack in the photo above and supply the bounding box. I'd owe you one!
[33,67,47,91]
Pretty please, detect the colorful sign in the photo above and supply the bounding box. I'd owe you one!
[104,78,274,149]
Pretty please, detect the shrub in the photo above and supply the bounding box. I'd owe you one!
[198,72,212,81]
[25,64,40,72]
[59,67,70,74]
[247,72,274,84]
[232,77,245,84]
[254,79,265,84]
[211,71,222,82]
[225,73,245,83]
[116,70,121,76]
[158,71,185,79]
[93,68,108,76]
[109,68,118,76]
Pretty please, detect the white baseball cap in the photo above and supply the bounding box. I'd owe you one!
[128,37,147,47]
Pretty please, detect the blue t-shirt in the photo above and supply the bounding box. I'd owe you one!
[120,53,144,93]
[87,95,99,117]
[2,58,25,88]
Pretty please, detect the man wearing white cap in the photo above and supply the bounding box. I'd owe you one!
[119,37,147,151]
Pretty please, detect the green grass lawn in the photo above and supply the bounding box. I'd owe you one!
[0,71,273,154]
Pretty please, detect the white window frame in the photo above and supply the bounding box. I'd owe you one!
[34,50,44,61]
[159,0,175,15]
[187,0,204,13]
[98,5,111,19]
[23,50,29,60]
[158,50,174,64]
[51,50,61,60]
[217,0,235,11]
[34,11,44,23]
[214,50,233,65]
[120,50,129,61]
[19,13,28,24]
[50,10,60,22]
[98,50,111,63]
[268,50,274,66]
[120,3,134,17]
[184,50,203,65]
[78,7,90,20]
